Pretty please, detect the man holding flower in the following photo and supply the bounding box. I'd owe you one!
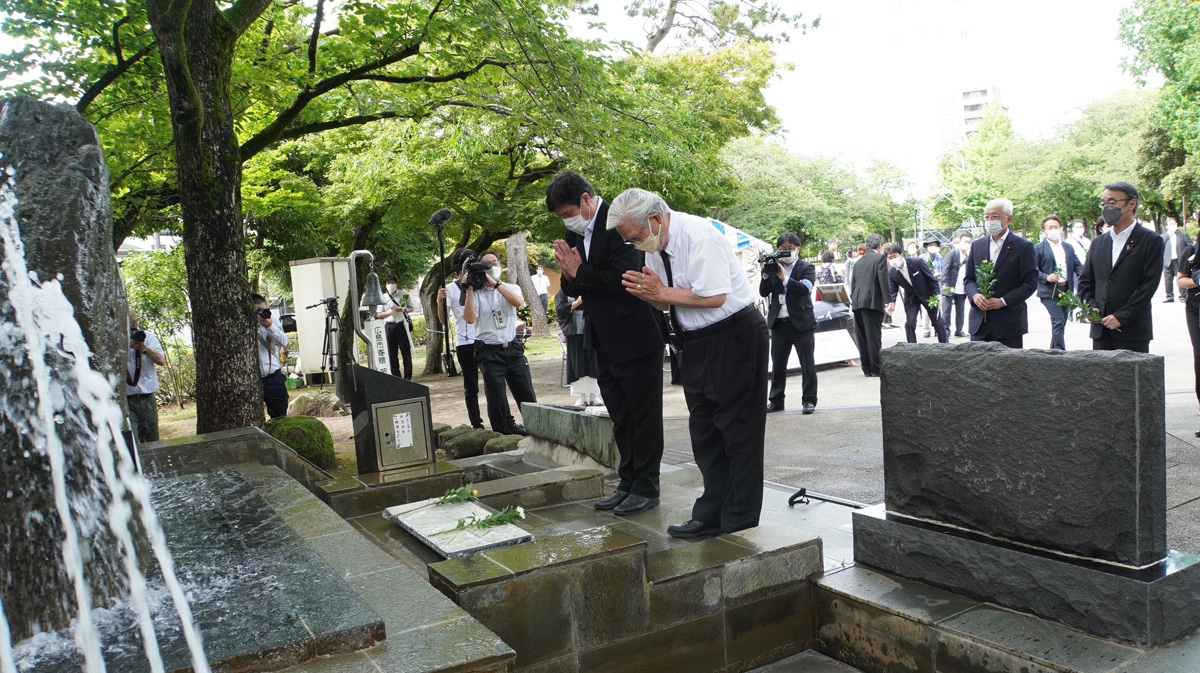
[963,198,1038,348]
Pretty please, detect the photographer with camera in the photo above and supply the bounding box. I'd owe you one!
[367,274,413,380]
[126,307,165,443]
[438,249,485,429]
[252,294,290,419]
[760,233,818,415]
[462,251,537,435]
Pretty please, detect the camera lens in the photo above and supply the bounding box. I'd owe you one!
[257,308,273,319]
[131,330,147,343]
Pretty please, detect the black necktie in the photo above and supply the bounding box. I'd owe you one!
[660,252,683,334]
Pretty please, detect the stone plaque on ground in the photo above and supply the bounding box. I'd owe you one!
[879,342,1165,567]
[384,499,533,558]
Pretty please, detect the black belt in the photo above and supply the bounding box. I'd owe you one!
[128,392,155,400]
[475,340,515,350]
[680,304,758,340]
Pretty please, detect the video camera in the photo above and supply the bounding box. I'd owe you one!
[256,308,273,320]
[455,250,493,297]
[131,330,147,343]
[759,251,785,276]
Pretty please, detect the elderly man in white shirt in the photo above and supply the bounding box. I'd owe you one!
[609,187,768,539]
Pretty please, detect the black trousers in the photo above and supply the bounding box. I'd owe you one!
[262,369,288,418]
[903,301,948,343]
[681,311,768,533]
[385,321,413,380]
[598,348,664,498]
[940,293,966,333]
[1092,332,1150,353]
[852,308,884,375]
[1165,261,1181,299]
[456,343,484,427]
[476,341,537,434]
[1188,300,1200,406]
[768,319,816,407]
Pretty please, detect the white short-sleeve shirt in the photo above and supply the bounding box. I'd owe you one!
[445,282,475,346]
[471,282,523,345]
[127,331,163,395]
[643,211,757,331]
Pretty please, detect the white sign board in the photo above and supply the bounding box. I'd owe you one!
[392,411,414,449]
[367,318,390,373]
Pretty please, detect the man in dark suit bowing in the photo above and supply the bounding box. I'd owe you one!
[760,232,818,414]
[1077,182,1165,353]
[1034,215,1084,350]
[547,172,665,516]
[963,198,1038,348]
[884,243,949,344]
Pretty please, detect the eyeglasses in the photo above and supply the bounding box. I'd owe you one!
[1098,198,1130,208]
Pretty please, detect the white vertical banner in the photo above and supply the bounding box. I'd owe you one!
[368,319,391,373]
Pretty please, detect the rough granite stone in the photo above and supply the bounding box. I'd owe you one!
[852,506,1200,646]
[521,403,619,469]
[880,342,1166,566]
[443,428,505,460]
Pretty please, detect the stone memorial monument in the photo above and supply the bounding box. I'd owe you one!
[853,342,1200,646]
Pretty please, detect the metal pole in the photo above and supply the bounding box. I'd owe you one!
[347,250,374,349]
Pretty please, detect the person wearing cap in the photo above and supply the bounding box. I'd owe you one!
[610,187,768,539]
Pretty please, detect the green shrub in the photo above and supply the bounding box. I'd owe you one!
[265,415,337,470]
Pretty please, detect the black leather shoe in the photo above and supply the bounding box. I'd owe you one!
[923,330,931,338]
[614,494,659,516]
[1164,298,1175,303]
[954,331,967,338]
[508,424,528,436]
[766,402,783,413]
[594,489,629,511]
[802,402,816,415]
[667,519,722,539]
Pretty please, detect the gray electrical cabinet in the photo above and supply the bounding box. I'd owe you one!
[371,397,433,470]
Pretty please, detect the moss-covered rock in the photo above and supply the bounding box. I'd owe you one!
[437,424,474,448]
[287,390,347,417]
[431,423,452,444]
[265,415,337,470]
[484,435,524,455]
[443,428,504,459]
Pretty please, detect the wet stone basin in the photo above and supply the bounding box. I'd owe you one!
[13,469,383,672]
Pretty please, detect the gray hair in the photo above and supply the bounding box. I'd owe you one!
[606,188,670,231]
[865,233,884,251]
[985,198,1014,217]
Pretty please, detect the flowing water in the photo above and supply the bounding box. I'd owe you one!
[0,161,210,672]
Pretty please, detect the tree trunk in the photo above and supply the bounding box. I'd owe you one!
[506,231,549,336]
[149,0,263,433]
[419,262,446,376]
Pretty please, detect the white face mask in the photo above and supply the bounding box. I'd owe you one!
[489,266,502,280]
[985,219,1003,236]
[777,250,797,264]
[386,283,398,294]
[561,195,594,235]
[633,217,663,253]
[1045,229,1061,242]
[889,257,904,269]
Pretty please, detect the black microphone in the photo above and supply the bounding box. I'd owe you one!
[429,208,452,225]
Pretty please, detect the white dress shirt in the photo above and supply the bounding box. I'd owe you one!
[257,321,289,376]
[531,273,551,296]
[776,261,797,319]
[127,331,163,395]
[1110,223,1139,267]
[643,211,757,331]
[988,229,1010,262]
[445,281,476,346]
[1050,240,1067,275]
[583,196,603,259]
[471,282,523,345]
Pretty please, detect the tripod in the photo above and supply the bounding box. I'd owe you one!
[306,296,340,388]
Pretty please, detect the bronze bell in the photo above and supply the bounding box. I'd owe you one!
[360,271,387,307]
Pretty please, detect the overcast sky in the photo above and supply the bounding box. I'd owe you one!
[572,0,1153,195]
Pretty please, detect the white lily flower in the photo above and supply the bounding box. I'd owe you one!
[516,506,526,519]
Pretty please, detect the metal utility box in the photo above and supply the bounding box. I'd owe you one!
[289,257,351,385]
[345,364,435,475]
[371,398,432,469]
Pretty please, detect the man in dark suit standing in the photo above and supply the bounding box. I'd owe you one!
[850,233,889,377]
[884,243,949,343]
[1077,182,1166,353]
[548,172,665,516]
[963,198,1038,348]
[760,232,817,414]
[940,232,972,337]
[1034,215,1084,350]
[1163,217,1193,303]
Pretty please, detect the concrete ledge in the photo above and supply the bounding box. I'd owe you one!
[521,402,619,469]
[852,505,1200,646]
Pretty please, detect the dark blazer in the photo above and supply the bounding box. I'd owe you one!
[942,249,966,293]
[1034,239,1084,300]
[760,260,817,332]
[1077,224,1166,342]
[1163,229,1194,267]
[559,200,664,363]
[850,249,890,312]
[888,257,940,306]
[963,232,1038,340]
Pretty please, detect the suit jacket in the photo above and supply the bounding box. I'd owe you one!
[963,232,1038,340]
[1163,229,1194,267]
[1077,224,1166,342]
[850,249,890,313]
[942,249,966,293]
[888,257,940,307]
[759,260,817,332]
[559,201,664,363]
[1034,239,1083,300]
